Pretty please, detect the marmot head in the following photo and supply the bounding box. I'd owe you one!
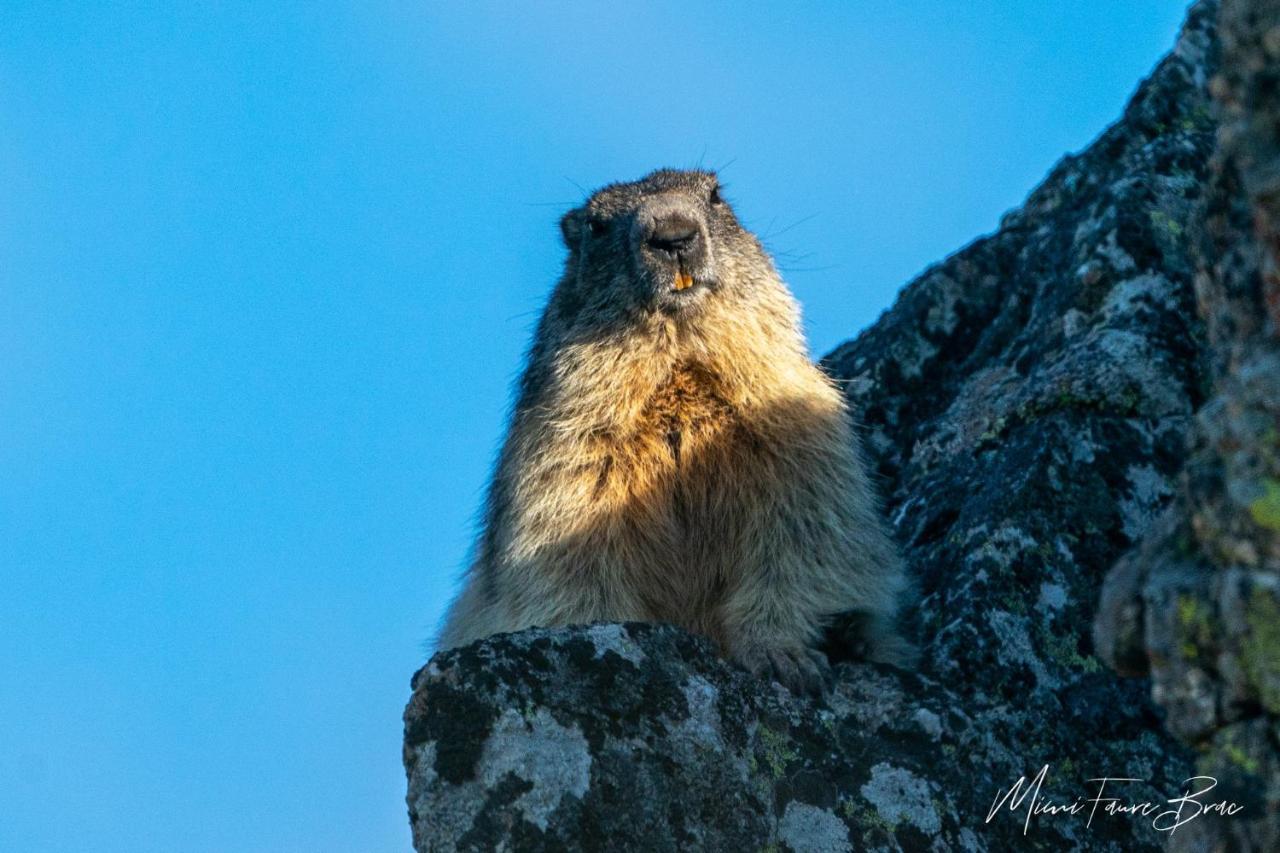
[555,169,783,328]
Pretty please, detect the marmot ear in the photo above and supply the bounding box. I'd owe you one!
[560,210,584,248]
[558,210,583,249]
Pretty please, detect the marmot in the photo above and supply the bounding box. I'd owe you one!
[437,169,912,692]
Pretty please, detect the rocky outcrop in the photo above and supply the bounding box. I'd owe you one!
[1094,1,1280,850]
[404,2,1276,849]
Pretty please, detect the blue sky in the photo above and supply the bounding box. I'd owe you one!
[1,2,1188,850]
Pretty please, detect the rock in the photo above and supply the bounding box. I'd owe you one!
[404,2,1279,849]
[1094,0,1280,850]
[405,624,1162,851]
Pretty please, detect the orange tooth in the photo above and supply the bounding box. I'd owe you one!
[674,273,694,291]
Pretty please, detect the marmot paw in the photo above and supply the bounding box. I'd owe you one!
[734,644,832,696]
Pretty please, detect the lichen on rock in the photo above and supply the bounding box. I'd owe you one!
[1094,1,1280,850]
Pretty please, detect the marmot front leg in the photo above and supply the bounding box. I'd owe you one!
[719,554,835,695]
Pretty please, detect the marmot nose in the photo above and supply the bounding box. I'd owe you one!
[645,214,702,260]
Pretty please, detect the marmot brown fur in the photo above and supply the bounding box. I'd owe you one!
[437,169,912,692]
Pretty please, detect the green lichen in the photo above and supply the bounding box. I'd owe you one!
[1118,387,1142,412]
[1241,588,1280,713]
[1212,726,1263,777]
[756,725,798,779]
[1223,741,1261,775]
[846,801,898,838]
[1176,594,1216,661]
[1260,429,1280,468]
[977,415,1009,444]
[1011,383,1142,428]
[1149,209,1184,239]
[1247,479,1280,532]
[1178,103,1214,133]
[1038,622,1103,673]
[866,811,898,835]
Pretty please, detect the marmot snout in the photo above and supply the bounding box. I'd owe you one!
[436,168,913,693]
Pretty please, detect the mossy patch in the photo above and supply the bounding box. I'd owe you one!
[1178,103,1214,133]
[1223,741,1261,775]
[1241,588,1280,713]
[1037,622,1103,674]
[842,799,898,842]
[1149,209,1184,240]
[1176,594,1216,661]
[1247,478,1280,532]
[756,725,799,779]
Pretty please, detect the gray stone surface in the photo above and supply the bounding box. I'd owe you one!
[1095,1,1280,850]
[404,2,1278,849]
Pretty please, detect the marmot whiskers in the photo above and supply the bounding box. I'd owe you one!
[437,169,912,693]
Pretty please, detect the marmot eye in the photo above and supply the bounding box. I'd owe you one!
[709,185,724,206]
[588,219,608,236]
